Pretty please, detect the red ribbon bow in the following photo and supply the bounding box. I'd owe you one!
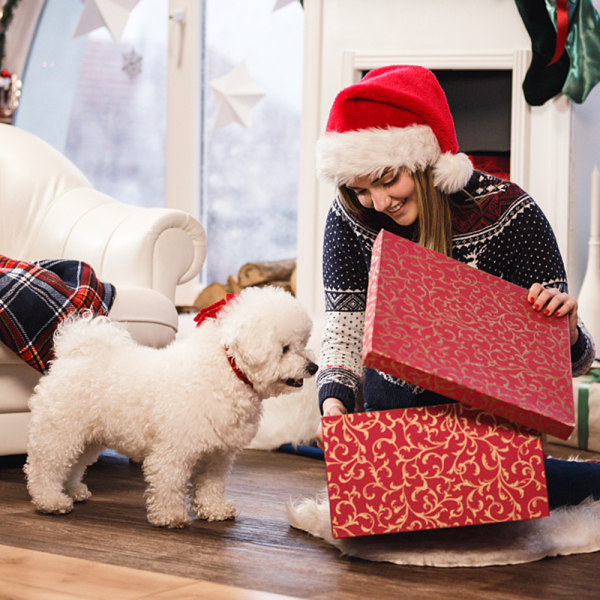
[193,293,237,327]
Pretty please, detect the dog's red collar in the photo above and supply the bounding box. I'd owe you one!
[224,347,254,389]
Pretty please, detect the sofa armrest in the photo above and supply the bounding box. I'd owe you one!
[29,187,206,301]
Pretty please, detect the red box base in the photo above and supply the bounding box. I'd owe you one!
[323,404,549,539]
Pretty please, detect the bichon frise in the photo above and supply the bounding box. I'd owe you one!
[24,286,317,528]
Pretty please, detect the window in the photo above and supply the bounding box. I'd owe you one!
[17,0,304,292]
[17,0,168,208]
[201,0,303,284]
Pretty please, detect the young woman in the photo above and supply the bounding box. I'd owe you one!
[314,64,598,509]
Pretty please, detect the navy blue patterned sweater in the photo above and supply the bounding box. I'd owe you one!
[318,171,596,414]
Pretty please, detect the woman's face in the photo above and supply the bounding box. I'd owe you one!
[346,171,418,227]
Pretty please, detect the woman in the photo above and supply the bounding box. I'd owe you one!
[314,64,598,509]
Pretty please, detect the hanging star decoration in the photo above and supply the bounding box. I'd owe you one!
[273,0,302,10]
[122,48,142,80]
[209,61,266,130]
[74,0,140,44]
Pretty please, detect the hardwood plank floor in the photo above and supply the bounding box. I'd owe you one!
[1,447,600,599]
[0,545,300,599]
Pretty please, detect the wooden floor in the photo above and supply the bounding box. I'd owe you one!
[1,448,600,600]
[0,545,300,599]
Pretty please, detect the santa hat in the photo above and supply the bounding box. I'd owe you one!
[316,65,473,194]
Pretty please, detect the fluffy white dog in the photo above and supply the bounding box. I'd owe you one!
[24,286,317,528]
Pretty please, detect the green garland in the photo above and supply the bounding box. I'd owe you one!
[0,0,23,70]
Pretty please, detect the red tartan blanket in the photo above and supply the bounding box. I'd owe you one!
[0,255,116,373]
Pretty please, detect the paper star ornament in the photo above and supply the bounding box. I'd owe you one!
[273,0,298,12]
[209,61,266,130]
[273,0,300,10]
[74,0,140,44]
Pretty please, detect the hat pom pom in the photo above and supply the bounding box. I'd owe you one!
[433,152,473,194]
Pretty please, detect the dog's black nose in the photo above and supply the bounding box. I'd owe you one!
[306,362,318,376]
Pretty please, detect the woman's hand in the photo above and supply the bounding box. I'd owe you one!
[528,283,579,345]
[315,398,347,449]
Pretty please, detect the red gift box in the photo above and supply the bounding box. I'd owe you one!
[322,404,549,538]
[362,230,574,439]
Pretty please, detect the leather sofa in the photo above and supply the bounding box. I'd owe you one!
[0,124,207,455]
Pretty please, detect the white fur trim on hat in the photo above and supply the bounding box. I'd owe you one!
[316,124,473,194]
[432,151,474,194]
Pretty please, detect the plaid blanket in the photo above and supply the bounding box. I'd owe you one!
[0,255,116,373]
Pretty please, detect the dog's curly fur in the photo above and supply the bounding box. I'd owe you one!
[24,286,317,528]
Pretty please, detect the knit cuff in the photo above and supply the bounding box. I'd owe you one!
[318,381,357,415]
[570,325,586,364]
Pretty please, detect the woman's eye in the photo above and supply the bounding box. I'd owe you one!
[382,176,398,188]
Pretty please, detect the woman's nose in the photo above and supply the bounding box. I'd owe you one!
[370,188,391,212]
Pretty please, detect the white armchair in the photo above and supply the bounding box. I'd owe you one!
[0,124,207,455]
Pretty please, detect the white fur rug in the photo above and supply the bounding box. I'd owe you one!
[248,375,321,449]
[287,492,600,567]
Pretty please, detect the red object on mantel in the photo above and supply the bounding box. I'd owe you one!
[468,152,510,181]
[362,230,574,440]
[322,404,549,538]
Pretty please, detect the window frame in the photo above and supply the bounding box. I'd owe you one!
[166,0,204,306]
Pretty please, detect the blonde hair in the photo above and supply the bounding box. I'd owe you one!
[339,167,454,256]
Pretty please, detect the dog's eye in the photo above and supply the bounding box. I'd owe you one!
[282,344,290,355]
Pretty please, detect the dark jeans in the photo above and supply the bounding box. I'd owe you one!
[363,368,600,509]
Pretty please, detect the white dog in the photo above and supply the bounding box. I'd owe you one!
[24,286,317,528]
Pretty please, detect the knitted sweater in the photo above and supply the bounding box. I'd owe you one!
[317,171,596,414]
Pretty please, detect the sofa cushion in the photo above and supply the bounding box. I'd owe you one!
[0,364,40,412]
[108,285,178,348]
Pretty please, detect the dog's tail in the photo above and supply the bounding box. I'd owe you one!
[53,312,131,359]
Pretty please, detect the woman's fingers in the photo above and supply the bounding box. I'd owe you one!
[528,284,572,317]
[315,399,347,448]
[528,283,579,344]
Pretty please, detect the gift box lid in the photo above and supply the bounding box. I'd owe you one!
[323,404,549,538]
[362,230,574,439]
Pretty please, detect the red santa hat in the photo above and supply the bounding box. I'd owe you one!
[316,65,473,194]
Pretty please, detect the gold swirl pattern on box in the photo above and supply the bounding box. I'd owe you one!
[322,404,549,538]
[362,231,574,439]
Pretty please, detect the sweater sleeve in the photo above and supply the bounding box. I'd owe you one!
[317,199,371,414]
[503,195,595,376]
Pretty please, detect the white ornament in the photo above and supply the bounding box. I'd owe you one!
[209,61,266,130]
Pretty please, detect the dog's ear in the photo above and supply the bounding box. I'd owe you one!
[217,285,313,370]
[221,320,279,368]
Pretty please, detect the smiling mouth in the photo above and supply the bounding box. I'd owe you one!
[286,378,304,387]
[387,198,407,215]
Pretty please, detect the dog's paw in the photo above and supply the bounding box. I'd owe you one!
[193,500,238,522]
[147,511,193,529]
[67,483,92,503]
[32,493,74,515]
